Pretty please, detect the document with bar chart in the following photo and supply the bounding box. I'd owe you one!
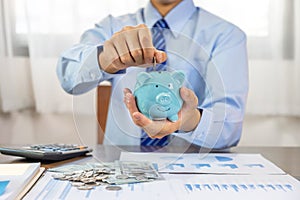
[24,171,300,200]
[163,174,300,200]
[120,153,285,174]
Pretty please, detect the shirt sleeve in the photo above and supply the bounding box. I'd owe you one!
[56,15,125,95]
[173,27,249,149]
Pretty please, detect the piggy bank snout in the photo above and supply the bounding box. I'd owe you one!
[156,93,172,106]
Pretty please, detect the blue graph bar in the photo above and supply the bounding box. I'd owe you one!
[59,182,72,200]
[219,164,238,169]
[203,184,212,191]
[182,183,295,193]
[185,184,193,192]
[85,189,92,198]
[194,184,201,191]
[285,184,293,191]
[248,184,256,190]
[275,184,286,192]
[215,156,233,162]
[192,164,211,169]
[222,184,229,190]
[35,179,57,200]
[213,184,221,191]
[167,163,185,170]
[230,184,239,192]
[266,184,276,190]
[239,184,248,190]
[257,184,267,191]
[128,183,135,191]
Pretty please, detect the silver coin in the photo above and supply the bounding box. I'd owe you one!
[85,171,94,177]
[105,186,122,191]
[85,182,99,186]
[96,181,108,186]
[95,175,108,181]
[77,185,95,190]
[115,174,129,180]
[63,172,74,176]
[71,182,85,187]
[52,173,65,179]
[81,177,96,183]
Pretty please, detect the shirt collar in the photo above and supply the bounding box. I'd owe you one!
[144,0,197,38]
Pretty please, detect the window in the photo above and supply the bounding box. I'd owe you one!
[6,0,148,56]
[6,0,296,59]
[195,0,295,59]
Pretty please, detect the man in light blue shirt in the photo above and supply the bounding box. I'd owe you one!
[57,0,248,149]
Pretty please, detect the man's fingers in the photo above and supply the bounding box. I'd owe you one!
[100,40,126,73]
[132,112,152,127]
[138,25,155,64]
[100,24,168,73]
[125,29,144,64]
[154,50,167,64]
[123,88,139,114]
[112,34,135,65]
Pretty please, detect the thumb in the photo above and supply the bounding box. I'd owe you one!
[180,87,198,109]
[154,50,167,63]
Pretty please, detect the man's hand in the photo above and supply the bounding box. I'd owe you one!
[123,87,201,139]
[99,24,167,74]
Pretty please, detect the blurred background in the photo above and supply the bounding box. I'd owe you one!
[0,0,299,147]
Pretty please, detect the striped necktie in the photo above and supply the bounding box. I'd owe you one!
[141,19,169,146]
[147,18,169,72]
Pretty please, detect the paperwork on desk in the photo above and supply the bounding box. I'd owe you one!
[23,153,300,200]
[24,171,300,200]
[0,163,44,200]
[120,152,285,174]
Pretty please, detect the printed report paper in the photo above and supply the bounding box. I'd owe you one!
[24,171,300,200]
[0,163,43,200]
[120,152,285,174]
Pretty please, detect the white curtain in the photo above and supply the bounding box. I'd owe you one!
[0,0,299,116]
[0,0,148,114]
[196,0,300,116]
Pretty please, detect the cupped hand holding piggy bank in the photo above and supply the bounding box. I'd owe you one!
[134,71,185,122]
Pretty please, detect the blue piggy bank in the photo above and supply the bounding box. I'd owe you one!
[134,71,185,122]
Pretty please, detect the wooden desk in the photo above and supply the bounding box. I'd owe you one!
[1,145,299,180]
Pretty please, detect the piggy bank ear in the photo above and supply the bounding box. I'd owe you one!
[171,71,185,86]
[136,72,152,86]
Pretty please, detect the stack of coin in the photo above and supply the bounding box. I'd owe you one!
[51,161,161,190]
[52,167,113,190]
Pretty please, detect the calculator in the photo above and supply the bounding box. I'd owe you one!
[0,144,93,161]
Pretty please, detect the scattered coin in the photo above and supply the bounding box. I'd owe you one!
[105,186,122,191]
[95,175,108,181]
[116,174,129,180]
[63,172,74,176]
[52,174,65,179]
[85,182,99,186]
[77,185,95,190]
[71,182,85,187]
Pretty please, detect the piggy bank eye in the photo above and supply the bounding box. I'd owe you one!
[155,85,159,88]
[168,83,173,89]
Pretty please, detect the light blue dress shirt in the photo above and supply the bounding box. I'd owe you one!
[57,0,248,149]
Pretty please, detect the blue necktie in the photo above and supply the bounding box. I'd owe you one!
[147,18,169,72]
[141,19,169,146]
